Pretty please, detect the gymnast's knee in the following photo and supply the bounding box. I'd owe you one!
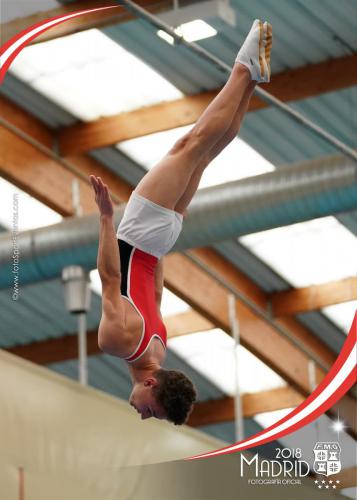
[169,129,205,159]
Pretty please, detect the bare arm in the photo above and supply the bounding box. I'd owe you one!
[98,214,120,282]
[90,176,126,352]
[97,214,125,327]
[90,175,120,283]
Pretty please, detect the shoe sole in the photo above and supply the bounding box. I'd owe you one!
[265,22,273,81]
[258,20,264,80]
[259,21,272,82]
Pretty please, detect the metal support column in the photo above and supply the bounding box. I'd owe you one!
[78,312,88,386]
[62,266,91,386]
[228,294,244,442]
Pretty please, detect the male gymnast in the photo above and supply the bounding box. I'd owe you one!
[90,19,272,424]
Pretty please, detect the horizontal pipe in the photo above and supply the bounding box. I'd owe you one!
[0,154,356,288]
[177,154,357,249]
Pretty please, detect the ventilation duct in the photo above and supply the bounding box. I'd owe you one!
[0,154,356,288]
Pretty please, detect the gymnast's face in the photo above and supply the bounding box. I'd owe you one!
[129,378,166,420]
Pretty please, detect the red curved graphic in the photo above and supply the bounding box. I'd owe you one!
[0,5,119,83]
[187,311,357,460]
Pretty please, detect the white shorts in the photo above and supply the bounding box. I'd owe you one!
[117,192,183,259]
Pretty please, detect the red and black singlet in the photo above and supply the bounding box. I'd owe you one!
[118,239,167,363]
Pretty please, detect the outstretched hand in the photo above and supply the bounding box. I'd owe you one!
[90,175,114,217]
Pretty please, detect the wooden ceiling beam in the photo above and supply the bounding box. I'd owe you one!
[270,276,357,317]
[187,386,304,427]
[0,96,53,148]
[0,97,132,215]
[0,125,97,215]
[58,54,357,156]
[5,330,99,365]
[166,309,214,337]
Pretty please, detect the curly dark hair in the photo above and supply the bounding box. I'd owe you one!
[153,369,197,425]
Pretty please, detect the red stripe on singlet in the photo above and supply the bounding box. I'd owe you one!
[125,248,167,362]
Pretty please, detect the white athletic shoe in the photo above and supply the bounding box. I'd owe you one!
[235,19,273,83]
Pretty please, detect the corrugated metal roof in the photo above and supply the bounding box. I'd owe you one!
[296,311,346,353]
[103,0,357,93]
[240,88,356,165]
[214,239,289,292]
[1,73,76,128]
[0,278,102,347]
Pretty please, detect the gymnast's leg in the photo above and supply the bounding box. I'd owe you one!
[134,20,271,211]
[174,79,256,214]
[134,64,251,210]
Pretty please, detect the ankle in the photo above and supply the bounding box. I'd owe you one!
[234,62,252,81]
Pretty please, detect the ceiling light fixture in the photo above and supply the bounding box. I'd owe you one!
[157,0,236,44]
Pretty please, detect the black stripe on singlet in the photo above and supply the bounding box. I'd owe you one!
[118,239,134,298]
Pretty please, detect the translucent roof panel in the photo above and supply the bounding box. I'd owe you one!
[0,177,62,231]
[118,128,274,188]
[161,288,191,316]
[168,329,285,395]
[89,269,102,297]
[118,125,191,169]
[10,29,183,122]
[239,216,357,334]
[239,216,357,288]
[157,19,217,44]
[254,408,294,429]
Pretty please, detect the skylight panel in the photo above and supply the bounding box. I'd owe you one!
[89,269,102,296]
[200,137,275,187]
[239,216,357,288]
[254,407,294,429]
[0,177,62,231]
[119,126,191,169]
[161,288,191,315]
[118,129,274,188]
[322,301,357,334]
[157,19,217,44]
[10,29,183,121]
[168,329,285,395]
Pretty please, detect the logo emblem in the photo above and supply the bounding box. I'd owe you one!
[313,442,341,476]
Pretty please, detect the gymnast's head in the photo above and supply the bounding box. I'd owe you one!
[129,368,197,424]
